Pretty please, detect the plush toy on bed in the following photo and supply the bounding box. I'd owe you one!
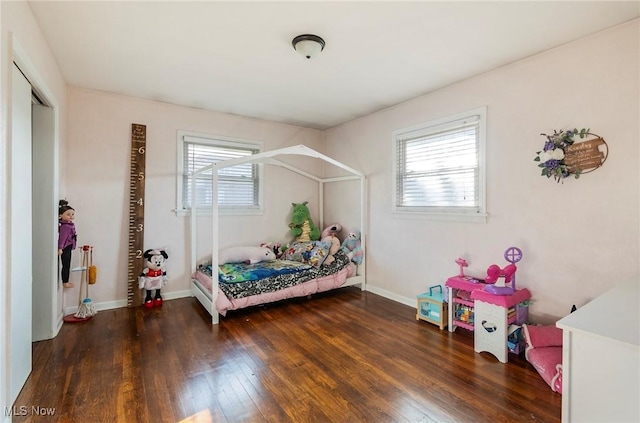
[321,223,343,241]
[139,248,168,309]
[219,246,276,265]
[260,242,287,259]
[341,230,363,265]
[289,201,320,242]
[321,235,341,266]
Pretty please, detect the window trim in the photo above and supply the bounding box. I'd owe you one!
[176,130,264,217]
[391,107,487,223]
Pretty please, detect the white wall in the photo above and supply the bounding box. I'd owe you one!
[324,20,640,324]
[64,87,325,308]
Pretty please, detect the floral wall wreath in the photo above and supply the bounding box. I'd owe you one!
[534,128,608,183]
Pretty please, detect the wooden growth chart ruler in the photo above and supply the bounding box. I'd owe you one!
[127,123,146,307]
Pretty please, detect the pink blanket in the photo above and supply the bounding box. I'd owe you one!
[193,265,354,316]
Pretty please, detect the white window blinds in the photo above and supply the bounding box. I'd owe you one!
[182,136,260,210]
[393,108,486,220]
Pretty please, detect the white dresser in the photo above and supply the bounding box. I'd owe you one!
[556,279,640,423]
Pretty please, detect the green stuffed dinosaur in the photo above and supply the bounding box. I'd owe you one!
[289,201,320,242]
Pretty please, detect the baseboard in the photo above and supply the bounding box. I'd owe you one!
[63,289,194,315]
[163,289,193,301]
[364,285,416,309]
[61,287,416,315]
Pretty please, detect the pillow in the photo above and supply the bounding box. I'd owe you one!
[284,241,330,268]
[522,324,563,349]
[307,242,330,268]
[284,242,313,262]
[526,347,563,393]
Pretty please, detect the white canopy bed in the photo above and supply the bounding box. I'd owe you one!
[189,144,367,324]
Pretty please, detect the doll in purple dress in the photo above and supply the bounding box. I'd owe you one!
[58,199,77,288]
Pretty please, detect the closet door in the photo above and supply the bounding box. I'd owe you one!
[32,103,56,342]
[10,63,33,403]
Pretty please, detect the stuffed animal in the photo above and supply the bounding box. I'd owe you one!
[341,230,363,265]
[219,246,276,264]
[321,235,341,266]
[288,201,320,242]
[321,223,343,240]
[260,242,287,259]
[139,248,168,308]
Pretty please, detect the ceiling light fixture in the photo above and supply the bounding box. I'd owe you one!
[292,34,325,60]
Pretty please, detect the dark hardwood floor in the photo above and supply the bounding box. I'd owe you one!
[14,288,561,422]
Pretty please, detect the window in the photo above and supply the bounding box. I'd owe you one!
[176,131,263,215]
[392,107,487,222]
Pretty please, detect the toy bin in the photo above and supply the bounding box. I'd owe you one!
[417,285,448,330]
[507,324,525,355]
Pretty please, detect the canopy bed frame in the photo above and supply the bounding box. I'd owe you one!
[190,144,367,324]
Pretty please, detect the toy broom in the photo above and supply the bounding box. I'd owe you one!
[75,246,97,318]
[64,246,97,322]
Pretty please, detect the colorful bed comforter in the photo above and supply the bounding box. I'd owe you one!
[217,260,312,283]
[197,249,352,300]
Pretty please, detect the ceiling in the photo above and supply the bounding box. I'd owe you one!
[28,1,639,130]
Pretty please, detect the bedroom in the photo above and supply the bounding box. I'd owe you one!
[1,1,639,421]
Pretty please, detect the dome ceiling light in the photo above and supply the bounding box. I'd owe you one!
[292,34,325,60]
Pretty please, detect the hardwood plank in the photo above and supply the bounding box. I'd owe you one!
[13,288,561,422]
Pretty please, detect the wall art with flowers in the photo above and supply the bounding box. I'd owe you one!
[534,128,608,183]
